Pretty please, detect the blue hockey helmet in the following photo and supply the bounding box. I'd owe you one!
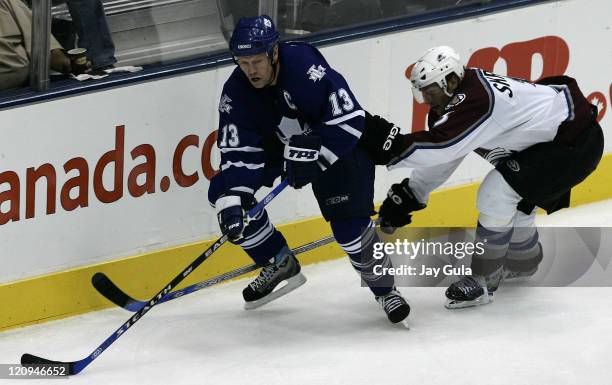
[229,15,279,60]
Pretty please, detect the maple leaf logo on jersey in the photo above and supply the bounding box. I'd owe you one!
[307,65,326,82]
[219,94,232,114]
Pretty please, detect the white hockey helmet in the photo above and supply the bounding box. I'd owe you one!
[410,46,465,103]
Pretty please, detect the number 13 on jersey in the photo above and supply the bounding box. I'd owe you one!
[219,123,240,147]
[329,88,354,116]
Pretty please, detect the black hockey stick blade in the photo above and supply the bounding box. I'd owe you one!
[92,234,337,312]
[92,272,136,309]
[21,353,75,375]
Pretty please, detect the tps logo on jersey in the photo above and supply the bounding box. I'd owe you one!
[307,65,326,82]
[285,147,319,161]
[219,94,232,113]
[228,223,242,231]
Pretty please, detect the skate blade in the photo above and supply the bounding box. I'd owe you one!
[503,270,536,281]
[445,293,493,309]
[400,319,410,330]
[244,273,307,310]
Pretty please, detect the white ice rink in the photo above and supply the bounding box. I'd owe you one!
[2,200,612,385]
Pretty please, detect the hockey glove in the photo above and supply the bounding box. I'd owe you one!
[215,194,246,242]
[283,135,322,189]
[379,178,427,229]
[358,112,405,165]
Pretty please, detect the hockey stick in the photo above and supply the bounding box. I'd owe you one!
[92,215,392,312]
[92,234,336,312]
[92,216,392,311]
[20,180,289,375]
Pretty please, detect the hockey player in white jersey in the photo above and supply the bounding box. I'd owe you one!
[359,46,604,308]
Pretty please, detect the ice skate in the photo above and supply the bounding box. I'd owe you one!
[376,288,410,324]
[445,270,503,309]
[243,248,306,310]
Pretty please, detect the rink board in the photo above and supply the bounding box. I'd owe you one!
[2,158,611,331]
[1,0,612,330]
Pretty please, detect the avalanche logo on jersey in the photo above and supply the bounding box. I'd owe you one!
[477,147,516,166]
[446,93,466,109]
[219,94,232,114]
[433,111,453,127]
[307,65,326,82]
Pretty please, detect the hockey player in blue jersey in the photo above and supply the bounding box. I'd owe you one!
[208,15,410,323]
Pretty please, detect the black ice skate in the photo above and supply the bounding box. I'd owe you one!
[243,248,306,310]
[445,271,502,309]
[376,288,410,324]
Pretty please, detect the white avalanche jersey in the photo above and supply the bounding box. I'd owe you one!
[388,68,587,203]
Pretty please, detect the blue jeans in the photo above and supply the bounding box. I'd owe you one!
[66,0,116,69]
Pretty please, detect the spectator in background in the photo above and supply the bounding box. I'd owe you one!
[63,0,116,72]
[0,0,71,91]
[25,0,117,72]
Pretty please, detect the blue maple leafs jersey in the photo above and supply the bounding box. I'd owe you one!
[216,42,365,195]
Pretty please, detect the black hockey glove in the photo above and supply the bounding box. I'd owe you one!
[215,194,251,242]
[379,178,427,229]
[283,135,322,189]
[358,112,406,165]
